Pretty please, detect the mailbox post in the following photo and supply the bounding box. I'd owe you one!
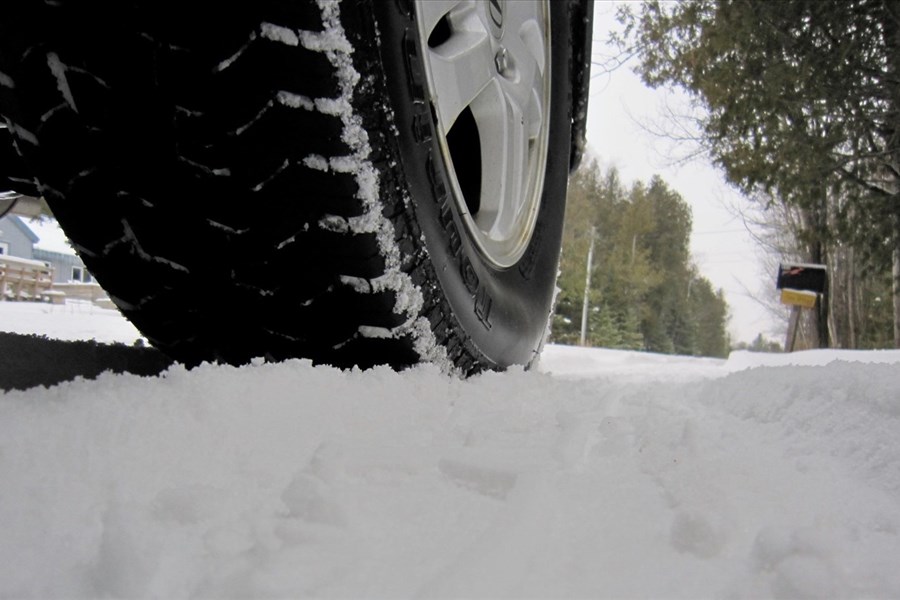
[776,263,827,352]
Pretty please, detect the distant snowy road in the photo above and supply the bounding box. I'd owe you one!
[1,303,900,598]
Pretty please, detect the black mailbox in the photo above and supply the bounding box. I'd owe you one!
[776,263,827,293]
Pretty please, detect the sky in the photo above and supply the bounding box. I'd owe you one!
[24,216,74,255]
[584,2,782,344]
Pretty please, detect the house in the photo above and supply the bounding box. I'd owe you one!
[0,214,38,259]
[0,215,53,300]
[0,215,91,282]
[32,248,93,285]
[0,214,103,303]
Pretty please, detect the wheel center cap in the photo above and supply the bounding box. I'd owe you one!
[487,0,505,39]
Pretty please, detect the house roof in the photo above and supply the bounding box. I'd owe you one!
[6,215,39,244]
[32,247,84,266]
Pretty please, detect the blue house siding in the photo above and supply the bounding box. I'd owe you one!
[0,215,38,259]
[0,216,91,284]
[32,248,89,284]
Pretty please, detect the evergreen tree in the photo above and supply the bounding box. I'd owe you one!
[623,0,900,347]
[748,334,783,353]
[552,161,730,357]
[552,163,606,345]
[689,277,731,357]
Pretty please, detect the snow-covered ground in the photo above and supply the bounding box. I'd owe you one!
[0,300,144,345]
[1,302,900,598]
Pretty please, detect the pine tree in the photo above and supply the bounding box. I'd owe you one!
[552,161,730,357]
[624,0,900,347]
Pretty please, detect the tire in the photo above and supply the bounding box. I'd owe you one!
[0,0,575,374]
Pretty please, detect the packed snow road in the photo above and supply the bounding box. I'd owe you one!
[1,302,900,598]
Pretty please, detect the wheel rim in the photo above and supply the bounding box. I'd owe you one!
[414,0,552,268]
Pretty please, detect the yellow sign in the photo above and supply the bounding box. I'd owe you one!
[781,288,817,308]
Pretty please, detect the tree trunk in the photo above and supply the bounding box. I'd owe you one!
[826,247,840,348]
[798,202,830,349]
[893,242,900,348]
[847,248,857,348]
[811,240,830,349]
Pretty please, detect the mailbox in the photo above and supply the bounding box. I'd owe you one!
[776,263,826,294]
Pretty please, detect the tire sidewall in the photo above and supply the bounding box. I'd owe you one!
[371,0,571,367]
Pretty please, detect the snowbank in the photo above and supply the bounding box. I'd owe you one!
[1,302,900,598]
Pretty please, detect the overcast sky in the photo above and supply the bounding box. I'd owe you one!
[583,2,783,344]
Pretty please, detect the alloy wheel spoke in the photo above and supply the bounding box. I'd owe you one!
[427,27,495,132]
[415,0,550,267]
[416,0,470,43]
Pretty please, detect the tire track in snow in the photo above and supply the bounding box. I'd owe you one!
[417,406,611,598]
[418,469,561,598]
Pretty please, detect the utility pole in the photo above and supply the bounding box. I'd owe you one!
[580,226,596,346]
